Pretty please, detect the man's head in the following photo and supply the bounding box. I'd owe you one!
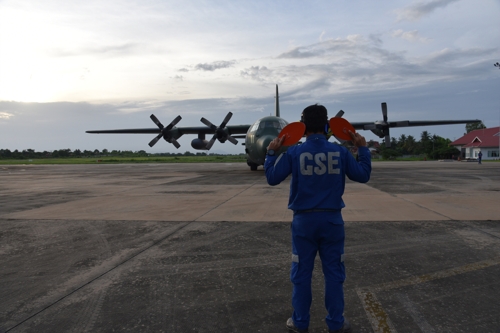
[301,104,328,134]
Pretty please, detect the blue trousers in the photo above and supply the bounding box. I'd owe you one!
[290,211,346,331]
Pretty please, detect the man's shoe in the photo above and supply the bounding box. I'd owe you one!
[286,317,309,333]
[329,318,352,333]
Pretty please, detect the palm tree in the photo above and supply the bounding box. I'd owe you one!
[418,131,435,156]
[404,135,417,155]
[398,134,407,154]
[466,121,486,133]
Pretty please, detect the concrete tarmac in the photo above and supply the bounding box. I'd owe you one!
[1,161,499,332]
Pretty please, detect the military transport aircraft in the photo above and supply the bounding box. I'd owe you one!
[86,85,481,171]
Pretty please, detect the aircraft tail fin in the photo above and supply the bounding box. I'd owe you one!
[275,84,280,118]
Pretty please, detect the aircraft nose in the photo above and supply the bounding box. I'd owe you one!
[257,135,274,155]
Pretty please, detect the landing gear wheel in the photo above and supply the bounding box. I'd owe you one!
[248,162,258,171]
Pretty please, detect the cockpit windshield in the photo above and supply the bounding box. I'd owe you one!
[248,119,288,134]
[259,120,279,130]
[249,120,260,133]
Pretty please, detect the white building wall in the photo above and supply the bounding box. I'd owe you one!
[472,148,499,160]
[484,148,499,159]
[452,144,499,160]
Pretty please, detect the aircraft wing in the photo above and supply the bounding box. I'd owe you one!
[86,125,250,135]
[86,112,250,149]
[87,99,482,150]
[351,119,481,131]
[87,128,161,134]
[347,102,482,147]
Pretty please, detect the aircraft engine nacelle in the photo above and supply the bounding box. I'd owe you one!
[191,138,209,150]
[370,128,384,138]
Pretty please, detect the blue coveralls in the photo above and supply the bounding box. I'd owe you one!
[265,134,371,331]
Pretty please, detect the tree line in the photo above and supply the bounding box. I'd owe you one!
[0,132,457,161]
[374,122,487,160]
[374,131,460,160]
[0,149,243,160]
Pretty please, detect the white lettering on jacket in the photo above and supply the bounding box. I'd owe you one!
[300,152,340,175]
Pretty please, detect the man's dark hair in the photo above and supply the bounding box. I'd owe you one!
[301,104,328,134]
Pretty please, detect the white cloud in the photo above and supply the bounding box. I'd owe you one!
[194,61,236,71]
[395,0,462,21]
[392,29,430,42]
[115,100,169,114]
[0,112,14,119]
[319,31,327,42]
[48,43,144,58]
[277,35,365,59]
[240,66,273,82]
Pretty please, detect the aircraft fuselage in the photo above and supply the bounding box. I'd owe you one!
[244,116,289,170]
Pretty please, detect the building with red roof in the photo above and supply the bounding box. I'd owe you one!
[450,126,500,160]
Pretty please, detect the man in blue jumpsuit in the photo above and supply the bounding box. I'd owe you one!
[265,104,371,333]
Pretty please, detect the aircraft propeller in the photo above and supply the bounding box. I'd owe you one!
[148,114,182,148]
[362,103,409,148]
[200,112,238,150]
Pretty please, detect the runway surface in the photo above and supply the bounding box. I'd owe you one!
[1,161,499,332]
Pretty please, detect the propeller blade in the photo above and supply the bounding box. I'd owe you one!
[200,112,236,149]
[170,138,181,149]
[385,134,391,147]
[220,112,233,128]
[148,133,163,147]
[150,114,164,129]
[381,103,388,122]
[165,115,182,131]
[206,136,217,150]
[148,115,182,148]
[227,135,238,145]
[201,117,217,130]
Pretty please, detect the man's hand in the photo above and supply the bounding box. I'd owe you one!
[267,136,285,151]
[349,131,367,147]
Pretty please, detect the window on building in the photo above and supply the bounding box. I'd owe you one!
[488,151,499,157]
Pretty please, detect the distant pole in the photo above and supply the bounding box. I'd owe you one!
[493,62,500,159]
[275,84,280,118]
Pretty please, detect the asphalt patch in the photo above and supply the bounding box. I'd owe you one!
[0,191,90,215]
[169,170,268,186]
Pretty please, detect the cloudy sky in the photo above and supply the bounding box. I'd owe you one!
[1,0,499,154]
